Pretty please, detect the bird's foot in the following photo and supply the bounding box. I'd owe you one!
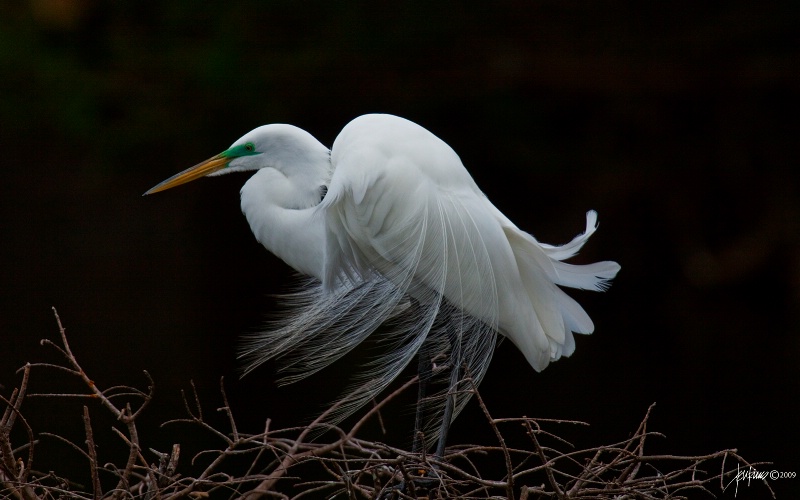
[378,465,441,499]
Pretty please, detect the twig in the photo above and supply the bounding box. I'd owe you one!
[0,309,774,500]
[0,366,38,500]
[471,377,514,500]
[524,418,564,498]
[243,376,420,498]
[82,406,102,499]
[218,377,239,443]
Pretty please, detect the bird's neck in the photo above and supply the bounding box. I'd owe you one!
[240,168,326,279]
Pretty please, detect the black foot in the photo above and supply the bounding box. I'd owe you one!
[379,466,440,499]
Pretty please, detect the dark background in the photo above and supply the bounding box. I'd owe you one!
[1,1,797,497]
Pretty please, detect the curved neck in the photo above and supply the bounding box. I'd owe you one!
[240,168,326,279]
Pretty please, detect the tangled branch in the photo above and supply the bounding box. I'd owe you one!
[0,308,774,499]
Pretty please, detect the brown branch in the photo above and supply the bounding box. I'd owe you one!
[471,377,515,500]
[82,406,102,499]
[0,309,775,500]
[0,364,38,500]
[218,377,240,443]
[243,375,420,499]
[524,418,564,498]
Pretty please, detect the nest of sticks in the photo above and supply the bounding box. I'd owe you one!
[0,309,772,499]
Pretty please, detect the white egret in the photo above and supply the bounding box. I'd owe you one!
[145,114,619,453]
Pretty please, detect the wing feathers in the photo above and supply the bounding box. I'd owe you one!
[538,210,599,260]
[551,260,621,291]
[502,211,619,365]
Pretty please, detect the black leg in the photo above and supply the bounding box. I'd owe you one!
[383,350,434,499]
[412,350,433,453]
[382,313,461,498]
[434,317,462,459]
[434,352,460,458]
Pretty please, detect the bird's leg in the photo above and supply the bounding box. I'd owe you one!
[434,357,460,458]
[434,324,462,459]
[385,311,459,498]
[381,348,434,499]
[412,350,433,454]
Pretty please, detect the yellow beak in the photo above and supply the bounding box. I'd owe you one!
[143,153,228,195]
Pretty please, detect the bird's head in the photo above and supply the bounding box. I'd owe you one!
[144,124,331,196]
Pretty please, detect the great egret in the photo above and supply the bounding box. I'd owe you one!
[145,114,619,452]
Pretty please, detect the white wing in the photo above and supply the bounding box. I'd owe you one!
[324,114,619,367]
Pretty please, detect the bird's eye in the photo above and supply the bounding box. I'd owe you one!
[244,142,255,152]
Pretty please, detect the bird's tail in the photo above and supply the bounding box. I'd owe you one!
[502,210,620,365]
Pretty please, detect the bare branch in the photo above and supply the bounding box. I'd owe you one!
[82,406,102,499]
[0,309,775,500]
[470,376,514,500]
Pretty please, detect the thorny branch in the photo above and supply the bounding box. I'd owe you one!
[0,308,776,499]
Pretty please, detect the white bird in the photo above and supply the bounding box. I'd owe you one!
[145,114,619,451]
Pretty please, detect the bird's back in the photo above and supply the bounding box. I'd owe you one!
[324,113,618,372]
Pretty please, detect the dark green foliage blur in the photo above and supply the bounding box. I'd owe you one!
[4,1,795,176]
